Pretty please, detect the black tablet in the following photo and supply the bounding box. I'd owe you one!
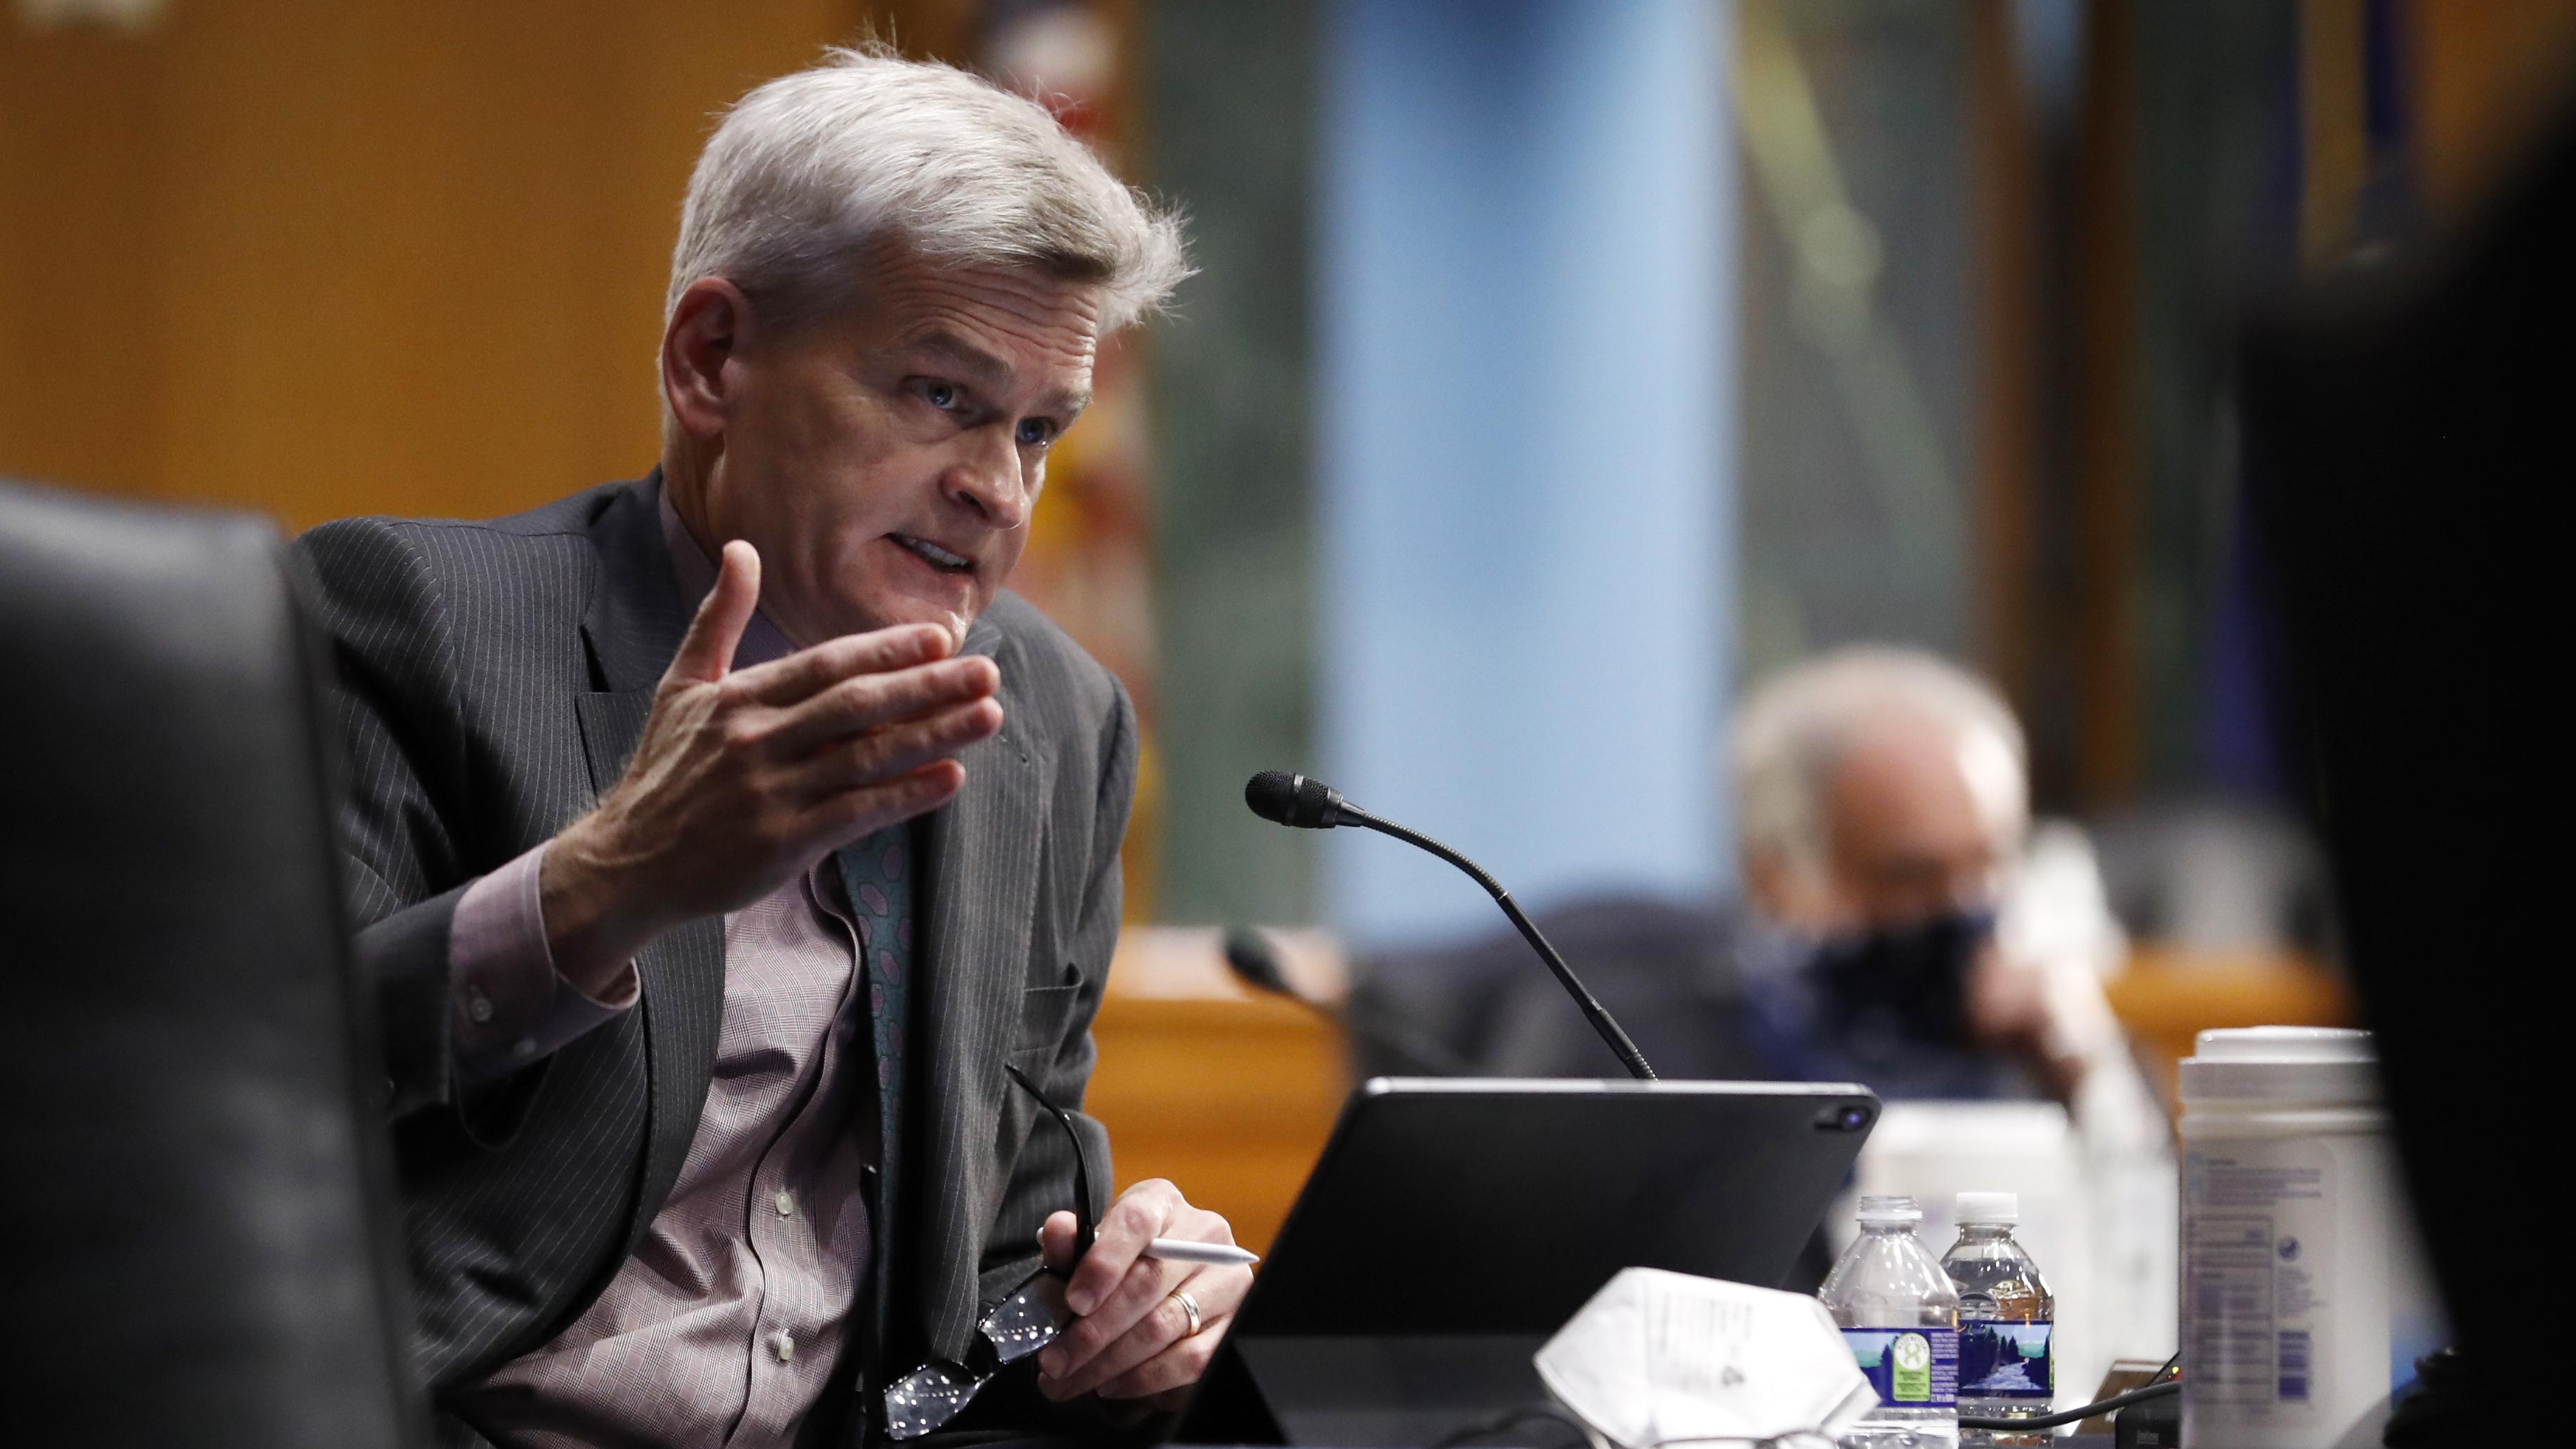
[1174,1077,1879,1445]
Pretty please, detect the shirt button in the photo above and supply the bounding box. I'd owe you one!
[770,1329,795,1363]
[467,993,494,1024]
[775,1189,796,1218]
[511,1037,537,1059]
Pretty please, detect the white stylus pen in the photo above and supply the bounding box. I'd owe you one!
[1143,1238,1260,1266]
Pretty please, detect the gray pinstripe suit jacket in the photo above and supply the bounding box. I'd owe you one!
[295,474,1131,1441]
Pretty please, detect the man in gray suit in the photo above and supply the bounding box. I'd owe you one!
[296,51,1246,1448]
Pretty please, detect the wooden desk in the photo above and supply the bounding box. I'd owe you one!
[1083,929,1350,1254]
[1086,933,2355,1243]
[2103,945,2355,1107]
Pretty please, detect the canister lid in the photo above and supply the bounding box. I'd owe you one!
[2180,1025,2381,1103]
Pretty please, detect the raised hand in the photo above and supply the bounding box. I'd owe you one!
[1966,939,2084,1104]
[539,540,1003,995]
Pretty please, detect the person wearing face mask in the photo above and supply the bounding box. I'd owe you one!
[1725,649,2173,1371]
[1726,647,2140,1110]
[1353,646,2167,1327]
[1349,647,2147,1119]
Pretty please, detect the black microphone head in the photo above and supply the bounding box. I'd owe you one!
[1244,770,1300,824]
[1221,926,1297,999]
[1244,770,1346,828]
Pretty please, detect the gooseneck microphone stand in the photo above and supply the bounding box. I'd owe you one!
[1244,771,1658,1081]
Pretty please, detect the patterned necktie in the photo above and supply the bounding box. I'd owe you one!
[838,825,914,1250]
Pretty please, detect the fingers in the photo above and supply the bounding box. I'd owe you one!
[731,622,957,707]
[1042,1263,1254,1402]
[764,655,1001,759]
[1966,943,2046,1041]
[1037,1263,1190,1399]
[1093,1303,1235,1402]
[1039,1183,1251,1401]
[783,697,1003,802]
[667,541,761,684]
[1038,1210,1082,1273]
[1065,1180,1183,1318]
[798,761,967,847]
[1037,1181,1181,1394]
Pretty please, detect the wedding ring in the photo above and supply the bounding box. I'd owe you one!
[1169,1288,1203,1338]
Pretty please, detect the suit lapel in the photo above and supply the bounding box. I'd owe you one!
[911,621,1051,1359]
[579,468,693,694]
[575,473,728,1250]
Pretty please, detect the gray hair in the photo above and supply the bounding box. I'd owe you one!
[1733,645,2028,870]
[667,46,1190,334]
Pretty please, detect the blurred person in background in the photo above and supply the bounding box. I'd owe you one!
[1351,647,2172,1322]
[1728,647,2144,1119]
[1722,648,2172,1376]
[1352,646,2156,1130]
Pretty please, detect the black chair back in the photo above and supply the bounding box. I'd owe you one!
[2242,110,2576,1414]
[0,480,419,1446]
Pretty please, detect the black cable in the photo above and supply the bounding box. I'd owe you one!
[1638,1423,1844,1433]
[1957,1377,2179,1431]
[1435,1358,2185,1444]
[2118,1348,2181,1386]
[1427,1403,1592,1449]
[1431,1405,1844,1449]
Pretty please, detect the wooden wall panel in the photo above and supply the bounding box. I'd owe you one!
[6,0,1339,1272]
[2412,0,2576,222]
[2070,0,2138,809]
[1086,929,1348,1255]
[0,27,165,494]
[1,0,869,530]
[1087,995,1343,1256]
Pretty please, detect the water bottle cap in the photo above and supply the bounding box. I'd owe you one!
[1854,1194,1921,1225]
[1954,1191,2018,1224]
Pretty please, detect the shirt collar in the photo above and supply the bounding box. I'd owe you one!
[657,481,803,671]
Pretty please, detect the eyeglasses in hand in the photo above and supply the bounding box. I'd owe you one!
[881,1063,1096,1439]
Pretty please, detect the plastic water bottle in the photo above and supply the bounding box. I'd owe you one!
[1940,1193,2053,1446]
[1819,1195,1961,1449]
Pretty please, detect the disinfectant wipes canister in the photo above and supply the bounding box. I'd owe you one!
[2178,1027,2444,1449]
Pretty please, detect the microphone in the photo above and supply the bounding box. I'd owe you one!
[1242,770,1352,829]
[1221,926,1479,1077]
[1243,771,1658,1080]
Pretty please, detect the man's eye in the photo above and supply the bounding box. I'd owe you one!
[1016,419,1054,448]
[924,381,960,410]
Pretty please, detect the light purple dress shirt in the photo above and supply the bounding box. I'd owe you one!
[441,493,883,1448]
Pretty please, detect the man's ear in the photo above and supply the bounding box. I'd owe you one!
[662,277,754,441]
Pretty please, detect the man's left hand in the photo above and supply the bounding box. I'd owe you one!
[1966,940,2084,1103]
[1034,1179,1250,1409]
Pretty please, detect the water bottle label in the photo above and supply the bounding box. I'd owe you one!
[1959,1320,2053,1399]
[1841,1327,1959,1408]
